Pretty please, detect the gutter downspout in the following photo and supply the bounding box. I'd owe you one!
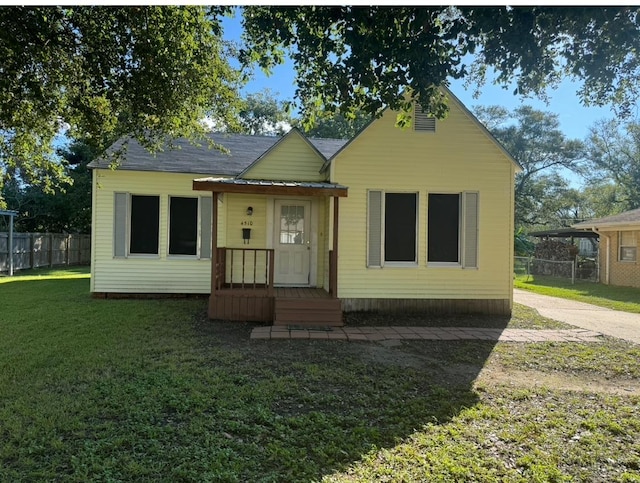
[592,227,610,285]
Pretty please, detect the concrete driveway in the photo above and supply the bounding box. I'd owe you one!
[514,289,640,345]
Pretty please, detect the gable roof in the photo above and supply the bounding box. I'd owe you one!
[238,127,329,179]
[573,208,640,230]
[320,85,522,173]
[88,132,347,176]
[443,86,522,172]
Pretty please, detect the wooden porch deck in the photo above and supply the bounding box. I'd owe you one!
[275,287,333,299]
[211,286,342,327]
[273,287,342,327]
[209,247,342,326]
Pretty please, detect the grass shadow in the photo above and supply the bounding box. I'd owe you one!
[0,275,509,481]
[189,317,503,481]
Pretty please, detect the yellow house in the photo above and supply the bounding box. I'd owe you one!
[89,88,520,325]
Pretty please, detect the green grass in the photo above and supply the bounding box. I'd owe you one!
[1,268,639,482]
[515,275,640,314]
[494,340,640,379]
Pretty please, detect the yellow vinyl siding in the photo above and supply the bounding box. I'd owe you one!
[223,194,327,287]
[223,194,269,284]
[332,97,515,301]
[241,131,327,182]
[92,169,221,293]
[224,194,268,248]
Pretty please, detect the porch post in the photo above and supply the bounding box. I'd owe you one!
[209,192,218,318]
[331,196,339,298]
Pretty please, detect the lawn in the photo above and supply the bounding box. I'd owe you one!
[1,268,639,482]
[514,275,640,314]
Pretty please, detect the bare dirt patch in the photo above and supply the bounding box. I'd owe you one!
[476,363,640,396]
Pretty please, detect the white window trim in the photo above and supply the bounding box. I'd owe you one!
[618,231,637,262]
[426,191,479,269]
[367,190,419,268]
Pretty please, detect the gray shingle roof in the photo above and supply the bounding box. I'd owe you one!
[573,207,640,228]
[88,132,348,176]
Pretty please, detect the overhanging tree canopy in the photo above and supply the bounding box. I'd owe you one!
[241,6,640,124]
[3,6,640,207]
[0,6,242,205]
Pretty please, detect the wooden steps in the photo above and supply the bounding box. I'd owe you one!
[274,296,343,327]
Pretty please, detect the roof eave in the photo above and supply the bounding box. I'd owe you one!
[192,179,348,198]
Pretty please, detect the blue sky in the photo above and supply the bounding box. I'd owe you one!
[222,11,615,142]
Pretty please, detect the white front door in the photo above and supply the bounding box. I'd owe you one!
[274,200,311,285]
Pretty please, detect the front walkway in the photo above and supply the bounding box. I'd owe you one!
[250,325,603,342]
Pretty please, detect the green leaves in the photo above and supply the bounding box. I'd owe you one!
[0,6,243,203]
[475,105,586,228]
[242,7,640,130]
[585,119,640,211]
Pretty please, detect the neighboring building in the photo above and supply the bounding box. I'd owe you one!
[574,208,640,288]
[89,88,521,325]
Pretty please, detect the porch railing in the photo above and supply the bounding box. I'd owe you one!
[214,248,275,294]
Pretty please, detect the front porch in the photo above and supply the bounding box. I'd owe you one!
[209,248,342,326]
[193,177,348,326]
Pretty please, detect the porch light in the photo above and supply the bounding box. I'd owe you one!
[246,206,253,216]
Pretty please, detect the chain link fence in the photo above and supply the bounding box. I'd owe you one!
[515,256,599,284]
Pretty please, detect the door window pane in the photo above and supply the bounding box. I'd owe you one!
[279,205,305,244]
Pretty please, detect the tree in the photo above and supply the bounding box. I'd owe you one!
[6,6,640,205]
[579,182,625,219]
[242,6,640,126]
[0,6,242,206]
[3,141,93,233]
[232,89,292,136]
[300,110,373,139]
[474,105,585,227]
[584,118,640,211]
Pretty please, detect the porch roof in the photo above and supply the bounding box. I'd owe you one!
[192,177,348,197]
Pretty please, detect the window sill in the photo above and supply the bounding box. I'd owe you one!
[120,254,160,259]
[382,261,419,268]
[167,254,199,259]
[427,262,461,268]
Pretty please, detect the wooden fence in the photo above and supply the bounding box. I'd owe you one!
[0,233,91,273]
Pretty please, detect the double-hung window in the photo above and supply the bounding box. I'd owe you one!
[169,197,198,255]
[367,191,418,266]
[619,231,637,262]
[113,193,212,258]
[427,192,478,268]
[128,195,160,255]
